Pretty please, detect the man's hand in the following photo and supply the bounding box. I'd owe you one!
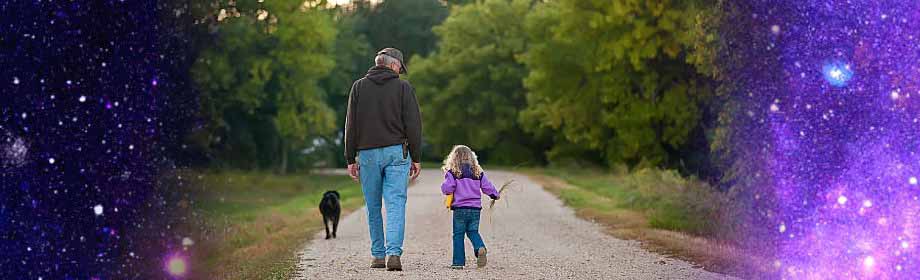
[410,162,421,181]
[347,163,360,182]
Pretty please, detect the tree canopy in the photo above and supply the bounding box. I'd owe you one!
[356,0,449,62]
[186,0,726,177]
[520,0,717,167]
[410,0,544,164]
[191,0,337,172]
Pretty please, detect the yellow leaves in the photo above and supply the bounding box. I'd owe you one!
[649,0,667,17]
[632,19,652,39]
[658,14,676,31]
[610,0,631,17]
[663,43,681,58]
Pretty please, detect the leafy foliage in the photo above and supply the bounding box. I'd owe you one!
[355,0,449,61]
[191,0,337,172]
[185,0,727,177]
[317,6,374,166]
[519,0,717,167]
[410,0,545,164]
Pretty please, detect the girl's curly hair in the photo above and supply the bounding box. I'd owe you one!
[441,145,482,179]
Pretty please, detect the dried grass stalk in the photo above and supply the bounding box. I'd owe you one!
[489,180,515,209]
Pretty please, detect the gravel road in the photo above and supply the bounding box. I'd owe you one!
[293,169,733,280]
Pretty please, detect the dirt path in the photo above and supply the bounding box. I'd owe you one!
[293,169,733,279]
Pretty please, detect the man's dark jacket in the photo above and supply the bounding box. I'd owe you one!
[344,65,422,164]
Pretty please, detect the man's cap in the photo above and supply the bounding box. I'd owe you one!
[377,47,407,74]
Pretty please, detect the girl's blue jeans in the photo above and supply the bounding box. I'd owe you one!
[452,208,485,266]
[358,144,410,258]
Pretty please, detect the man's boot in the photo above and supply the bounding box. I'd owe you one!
[371,257,385,268]
[386,255,402,271]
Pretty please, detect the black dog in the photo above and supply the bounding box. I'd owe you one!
[319,190,341,239]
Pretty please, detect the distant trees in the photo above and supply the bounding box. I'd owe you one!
[324,0,452,165]
[410,0,544,165]
[190,0,337,173]
[412,0,720,170]
[190,0,452,171]
[188,0,725,177]
[358,0,449,61]
[520,0,718,168]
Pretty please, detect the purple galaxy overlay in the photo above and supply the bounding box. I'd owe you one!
[1,1,199,278]
[724,0,920,279]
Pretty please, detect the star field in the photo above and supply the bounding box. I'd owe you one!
[1,1,198,278]
[725,0,920,278]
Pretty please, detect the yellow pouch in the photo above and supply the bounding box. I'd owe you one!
[444,193,453,209]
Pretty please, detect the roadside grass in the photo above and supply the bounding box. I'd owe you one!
[188,170,362,280]
[523,167,757,276]
[537,167,727,235]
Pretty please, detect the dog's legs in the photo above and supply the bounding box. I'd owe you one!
[323,215,331,239]
[332,215,339,238]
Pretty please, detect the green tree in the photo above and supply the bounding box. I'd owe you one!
[359,0,449,62]
[319,4,373,166]
[410,0,544,164]
[191,0,337,173]
[445,0,477,7]
[315,0,449,166]
[520,0,716,167]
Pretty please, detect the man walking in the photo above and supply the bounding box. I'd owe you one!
[344,48,422,271]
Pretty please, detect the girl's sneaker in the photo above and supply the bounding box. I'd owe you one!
[476,248,487,268]
[450,265,464,270]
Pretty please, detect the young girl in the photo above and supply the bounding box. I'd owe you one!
[440,145,500,269]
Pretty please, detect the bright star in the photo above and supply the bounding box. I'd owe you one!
[863,256,875,268]
[165,254,189,277]
[822,61,854,87]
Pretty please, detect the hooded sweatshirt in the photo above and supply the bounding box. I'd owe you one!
[440,164,500,209]
[344,66,422,164]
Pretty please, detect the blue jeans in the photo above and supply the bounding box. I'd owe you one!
[452,208,485,266]
[358,144,410,257]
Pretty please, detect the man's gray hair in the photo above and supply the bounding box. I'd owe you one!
[375,54,401,69]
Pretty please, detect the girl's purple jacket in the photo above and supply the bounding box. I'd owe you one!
[440,164,500,209]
